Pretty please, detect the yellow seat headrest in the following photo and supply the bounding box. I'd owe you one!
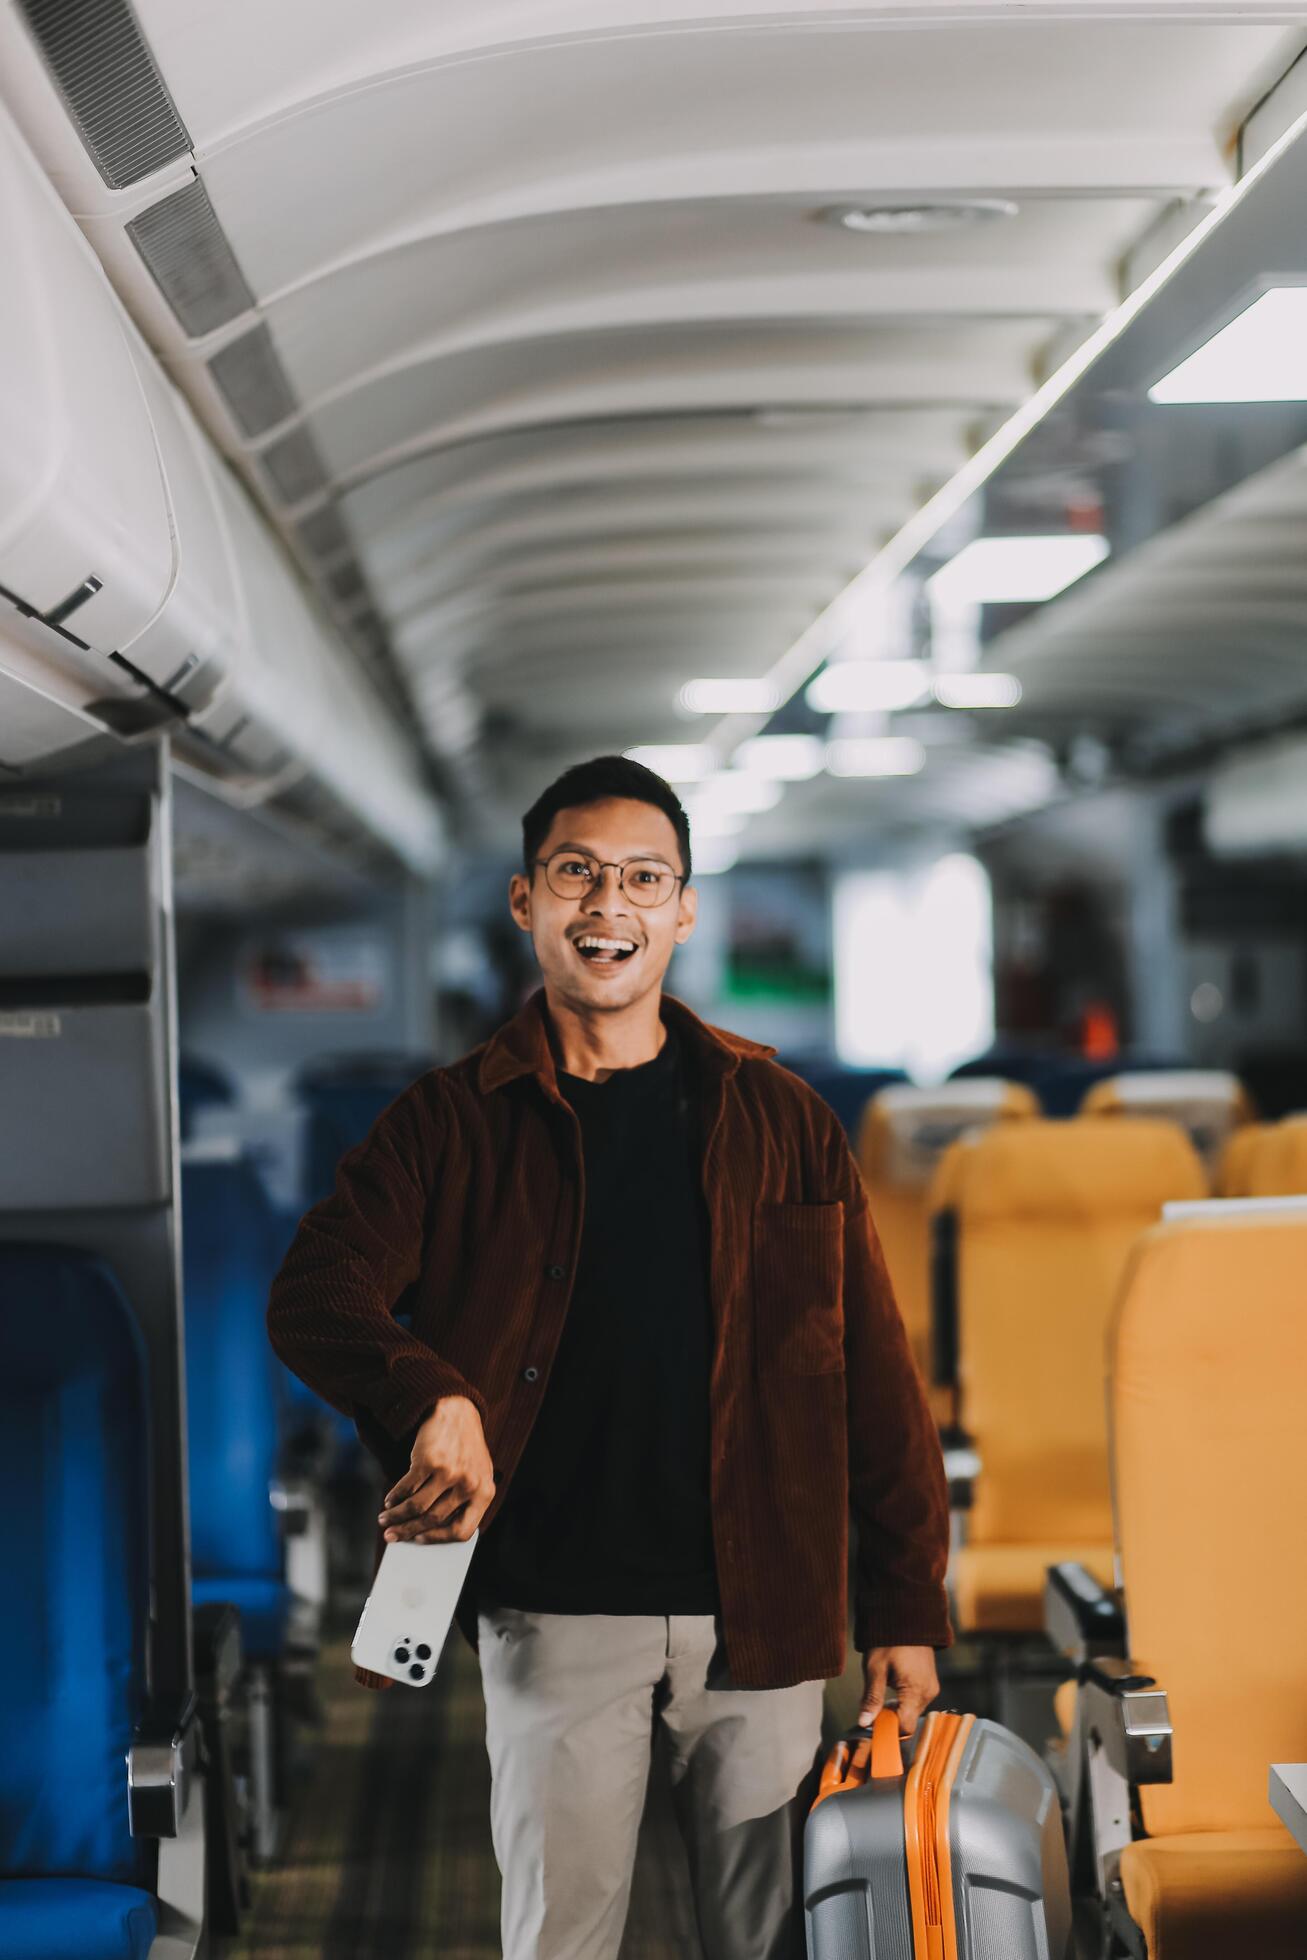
[942,1116,1206,1223]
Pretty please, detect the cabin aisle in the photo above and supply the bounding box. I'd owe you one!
[222,1611,703,1958]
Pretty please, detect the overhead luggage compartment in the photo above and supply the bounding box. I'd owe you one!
[0,101,443,875]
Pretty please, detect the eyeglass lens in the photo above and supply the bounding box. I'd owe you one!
[545,852,677,906]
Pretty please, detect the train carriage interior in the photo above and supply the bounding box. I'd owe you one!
[3,4,1307,1956]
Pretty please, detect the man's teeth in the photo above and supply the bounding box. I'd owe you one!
[575,935,637,957]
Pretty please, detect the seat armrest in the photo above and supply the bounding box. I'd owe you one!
[128,1690,201,1838]
[940,1434,980,1510]
[270,1475,312,1537]
[1045,1562,1126,1663]
[1080,1659,1172,1786]
[193,1600,244,1700]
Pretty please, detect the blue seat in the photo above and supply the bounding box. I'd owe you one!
[296,1051,432,1204]
[0,1878,159,1959]
[183,1156,292,1662]
[0,1246,159,1960]
[950,1048,1185,1118]
[177,1054,235,1141]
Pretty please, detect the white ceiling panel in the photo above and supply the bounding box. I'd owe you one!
[4,0,1304,846]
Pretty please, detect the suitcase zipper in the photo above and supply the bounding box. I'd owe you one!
[903,1710,975,1960]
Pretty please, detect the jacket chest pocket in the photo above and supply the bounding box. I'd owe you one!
[752,1202,845,1375]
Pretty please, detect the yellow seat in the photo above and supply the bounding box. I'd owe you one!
[939,1118,1205,1636]
[1214,1121,1275,1197]
[1079,1070,1253,1177]
[1240,1114,1307,1197]
[1119,1832,1307,1960]
[1108,1207,1307,1958]
[1052,1677,1077,1739]
[856,1078,1038,1405]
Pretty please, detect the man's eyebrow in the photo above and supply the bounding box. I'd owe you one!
[552,841,676,866]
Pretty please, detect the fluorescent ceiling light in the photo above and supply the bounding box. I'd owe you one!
[826,736,925,778]
[1149,288,1307,403]
[692,838,739,876]
[933,673,1023,709]
[735,734,825,780]
[929,535,1109,606]
[689,773,785,815]
[806,661,932,714]
[679,678,779,715]
[624,743,717,780]
[823,199,1018,235]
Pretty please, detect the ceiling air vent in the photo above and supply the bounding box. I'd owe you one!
[19,0,192,189]
[127,177,254,337]
[208,322,298,439]
[294,505,350,564]
[259,427,329,506]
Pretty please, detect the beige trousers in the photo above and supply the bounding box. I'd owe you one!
[477,1608,825,1960]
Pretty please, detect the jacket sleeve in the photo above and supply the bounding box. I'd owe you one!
[265,1082,487,1444]
[831,1127,954,1651]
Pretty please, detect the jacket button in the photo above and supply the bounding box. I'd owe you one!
[523,1366,540,1383]
[546,1264,566,1281]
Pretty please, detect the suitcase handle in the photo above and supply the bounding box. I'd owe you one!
[812,1708,904,1806]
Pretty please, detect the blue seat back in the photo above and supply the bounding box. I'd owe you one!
[182,1157,283,1580]
[0,1246,151,1887]
[177,1055,235,1142]
[296,1053,431,1204]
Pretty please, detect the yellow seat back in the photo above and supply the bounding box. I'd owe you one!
[856,1079,1038,1385]
[1080,1070,1252,1175]
[940,1118,1205,1548]
[1110,1205,1307,1835]
[1215,1122,1276,1197]
[1242,1115,1307,1197]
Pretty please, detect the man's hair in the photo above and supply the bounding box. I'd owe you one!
[521,755,692,884]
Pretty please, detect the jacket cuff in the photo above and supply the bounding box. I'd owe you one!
[854,1580,955,1653]
[365,1360,488,1442]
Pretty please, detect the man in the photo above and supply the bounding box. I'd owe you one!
[266,754,951,1960]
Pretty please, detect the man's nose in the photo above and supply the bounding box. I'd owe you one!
[584,866,629,910]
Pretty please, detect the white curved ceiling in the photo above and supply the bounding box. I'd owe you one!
[4,1,1306,846]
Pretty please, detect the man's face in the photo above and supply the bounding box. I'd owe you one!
[509,796,697,1014]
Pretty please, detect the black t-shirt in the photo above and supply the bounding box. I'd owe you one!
[470,1025,719,1614]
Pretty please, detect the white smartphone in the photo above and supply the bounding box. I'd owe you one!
[350,1531,479,1686]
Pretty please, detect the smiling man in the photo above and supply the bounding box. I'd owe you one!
[266,754,951,1960]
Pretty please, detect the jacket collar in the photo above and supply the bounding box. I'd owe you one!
[478,987,775,1097]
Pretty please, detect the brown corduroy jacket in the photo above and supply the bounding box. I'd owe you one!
[266,990,952,1687]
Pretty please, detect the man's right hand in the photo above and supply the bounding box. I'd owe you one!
[377,1395,495,1543]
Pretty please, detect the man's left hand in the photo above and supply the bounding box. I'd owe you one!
[858,1645,939,1738]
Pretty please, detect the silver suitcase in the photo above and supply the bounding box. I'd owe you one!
[804,1709,1073,1959]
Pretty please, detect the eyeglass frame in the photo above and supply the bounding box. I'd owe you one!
[532,849,688,908]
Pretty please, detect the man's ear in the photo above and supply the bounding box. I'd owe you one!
[674,882,698,944]
[508,871,533,934]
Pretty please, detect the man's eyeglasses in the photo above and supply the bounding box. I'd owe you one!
[534,850,685,909]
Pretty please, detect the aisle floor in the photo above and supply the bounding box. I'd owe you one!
[221,1615,718,1959]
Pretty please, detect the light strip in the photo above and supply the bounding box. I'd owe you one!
[934,673,1022,709]
[806,661,932,713]
[1149,287,1307,402]
[704,98,1307,759]
[928,536,1108,606]
[680,677,779,715]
